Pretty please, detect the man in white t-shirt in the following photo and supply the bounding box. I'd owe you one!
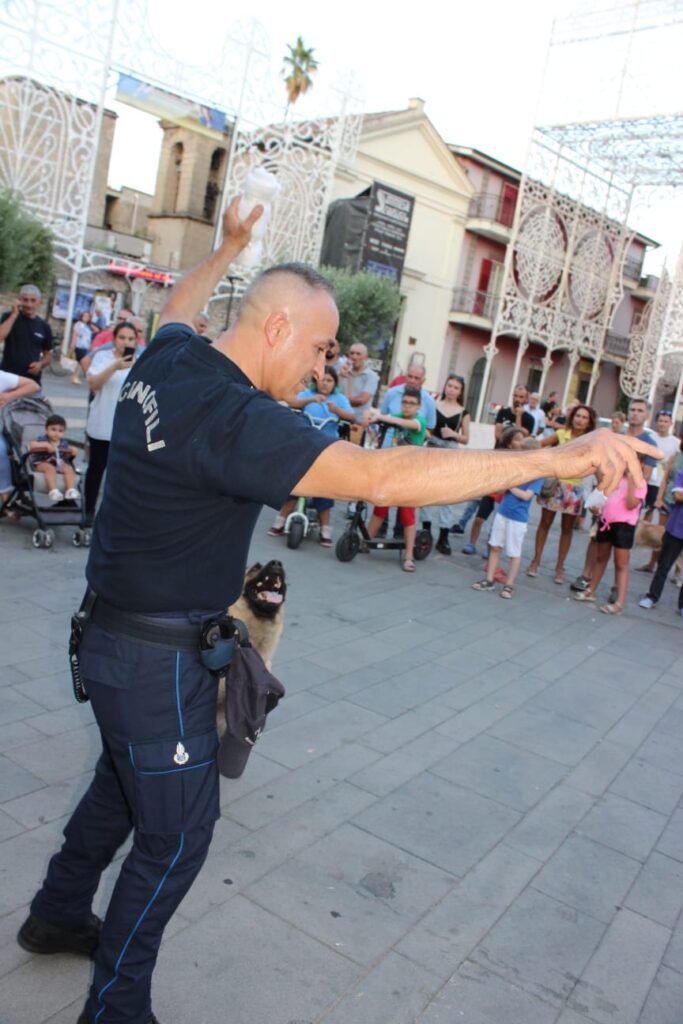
[0,369,41,506]
[524,392,546,436]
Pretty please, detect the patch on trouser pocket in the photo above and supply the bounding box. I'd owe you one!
[129,730,219,834]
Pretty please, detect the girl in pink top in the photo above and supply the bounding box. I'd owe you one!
[576,472,647,615]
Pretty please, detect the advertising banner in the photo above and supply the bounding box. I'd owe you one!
[360,182,415,283]
[116,74,227,140]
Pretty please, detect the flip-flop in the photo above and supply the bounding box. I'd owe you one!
[553,575,565,585]
[500,585,514,599]
[526,567,538,578]
[600,602,623,615]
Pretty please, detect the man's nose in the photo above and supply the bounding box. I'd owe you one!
[311,351,326,381]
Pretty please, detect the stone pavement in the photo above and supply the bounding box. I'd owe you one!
[1,370,682,1024]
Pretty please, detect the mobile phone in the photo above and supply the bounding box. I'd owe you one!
[123,345,136,359]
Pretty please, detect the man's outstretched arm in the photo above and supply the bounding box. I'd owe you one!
[292,429,661,506]
[157,199,262,330]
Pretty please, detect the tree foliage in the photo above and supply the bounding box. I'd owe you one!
[0,190,53,294]
[282,36,319,109]
[320,266,402,357]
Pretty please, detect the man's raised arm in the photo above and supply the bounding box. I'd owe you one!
[157,198,262,330]
[292,429,662,507]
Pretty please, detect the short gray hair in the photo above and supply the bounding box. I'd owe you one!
[20,284,41,298]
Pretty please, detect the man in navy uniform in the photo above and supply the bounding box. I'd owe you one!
[17,200,659,1023]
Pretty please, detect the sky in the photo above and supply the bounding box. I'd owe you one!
[106,0,682,272]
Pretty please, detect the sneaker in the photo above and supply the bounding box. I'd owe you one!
[48,489,64,503]
[570,575,590,592]
[267,523,285,537]
[319,528,333,548]
[17,912,102,958]
[638,596,655,609]
[64,488,80,501]
[462,543,476,555]
[450,523,465,535]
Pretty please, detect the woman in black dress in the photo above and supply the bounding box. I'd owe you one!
[423,373,471,554]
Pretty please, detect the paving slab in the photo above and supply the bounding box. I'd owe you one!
[242,823,455,966]
[417,959,558,1024]
[351,772,520,876]
[154,895,361,1024]
[532,833,641,923]
[570,907,670,1024]
[471,887,606,1008]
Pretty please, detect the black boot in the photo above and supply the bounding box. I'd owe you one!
[18,912,102,958]
[436,528,452,555]
[77,1014,160,1024]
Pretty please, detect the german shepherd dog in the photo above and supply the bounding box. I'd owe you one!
[216,560,287,734]
[229,559,287,668]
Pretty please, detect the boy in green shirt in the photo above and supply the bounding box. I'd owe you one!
[365,387,427,571]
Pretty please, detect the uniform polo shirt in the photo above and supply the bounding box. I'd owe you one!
[87,324,336,612]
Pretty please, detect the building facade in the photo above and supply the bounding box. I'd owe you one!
[445,146,659,418]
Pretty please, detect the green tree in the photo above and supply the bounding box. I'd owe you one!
[282,36,319,114]
[320,266,402,358]
[0,190,53,294]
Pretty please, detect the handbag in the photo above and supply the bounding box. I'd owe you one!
[540,477,558,500]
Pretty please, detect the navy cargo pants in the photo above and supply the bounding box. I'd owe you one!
[31,617,220,1023]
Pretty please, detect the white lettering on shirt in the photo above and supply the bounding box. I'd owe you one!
[118,378,166,452]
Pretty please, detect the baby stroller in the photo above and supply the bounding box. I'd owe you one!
[0,395,90,549]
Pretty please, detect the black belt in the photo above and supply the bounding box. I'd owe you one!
[91,597,205,652]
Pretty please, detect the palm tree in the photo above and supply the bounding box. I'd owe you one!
[282,36,319,116]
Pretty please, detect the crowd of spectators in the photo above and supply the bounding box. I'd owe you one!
[265,346,683,618]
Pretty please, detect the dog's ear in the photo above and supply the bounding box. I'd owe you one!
[248,562,262,574]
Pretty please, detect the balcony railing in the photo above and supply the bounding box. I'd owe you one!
[468,191,517,228]
[451,287,500,321]
[604,330,630,359]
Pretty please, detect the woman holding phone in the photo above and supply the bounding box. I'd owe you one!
[84,321,137,524]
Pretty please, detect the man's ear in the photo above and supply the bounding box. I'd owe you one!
[263,311,290,348]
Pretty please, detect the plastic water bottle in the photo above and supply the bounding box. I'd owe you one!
[234,167,281,268]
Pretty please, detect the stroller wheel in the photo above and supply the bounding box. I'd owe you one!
[44,529,55,548]
[32,529,45,548]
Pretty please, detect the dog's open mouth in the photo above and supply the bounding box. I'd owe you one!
[251,571,286,609]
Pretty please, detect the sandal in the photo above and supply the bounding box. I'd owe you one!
[526,566,538,578]
[472,579,495,591]
[600,602,623,615]
[402,558,416,573]
[500,584,514,599]
[574,590,596,602]
[553,573,565,585]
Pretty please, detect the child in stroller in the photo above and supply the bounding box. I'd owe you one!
[29,414,80,503]
[0,396,88,548]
